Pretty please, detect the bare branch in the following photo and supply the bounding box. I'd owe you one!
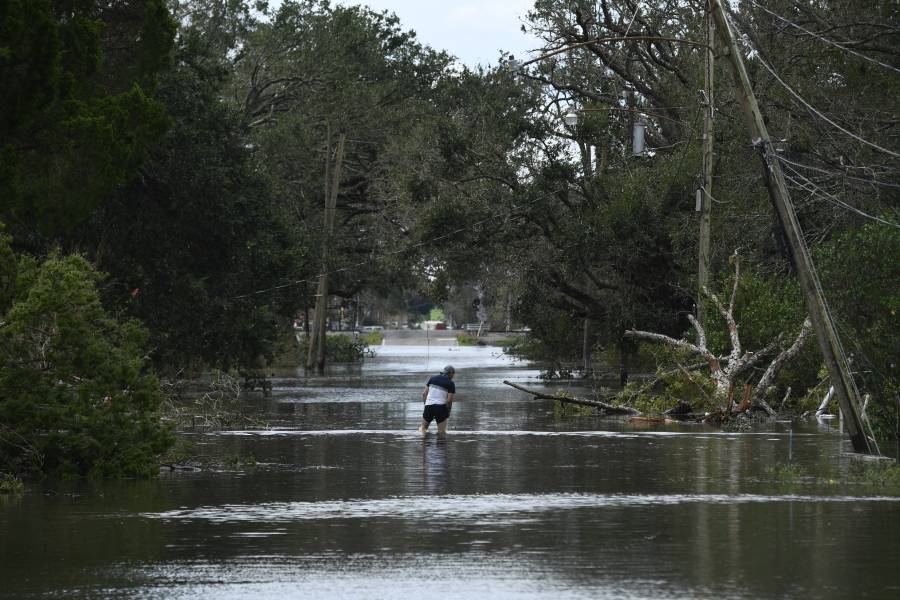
[753,317,814,403]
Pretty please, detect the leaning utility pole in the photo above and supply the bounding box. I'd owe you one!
[306,130,346,373]
[697,6,715,327]
[708,0,873,453]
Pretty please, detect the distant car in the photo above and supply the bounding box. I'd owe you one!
[359,325,384,332]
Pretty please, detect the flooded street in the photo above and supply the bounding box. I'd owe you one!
[2,344,899,599]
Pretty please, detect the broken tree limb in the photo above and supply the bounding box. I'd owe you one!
[626,250,804,408]
[502,380,641,415]
[753,316,813,405]
[755,398,777,417]
[624,328,713,365]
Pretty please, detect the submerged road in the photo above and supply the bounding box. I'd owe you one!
[2,344,898,600]
[382,328,524,346]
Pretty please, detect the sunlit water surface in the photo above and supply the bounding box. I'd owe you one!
[2,345,898,599]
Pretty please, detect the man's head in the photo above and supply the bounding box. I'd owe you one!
[442,365,455,378]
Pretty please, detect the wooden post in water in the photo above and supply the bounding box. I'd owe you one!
[708,0,872,453]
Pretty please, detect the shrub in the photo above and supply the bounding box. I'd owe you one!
[456,333,478,346]
[359,331,384,346]
[0,246,173,478]
[296,334,369,363]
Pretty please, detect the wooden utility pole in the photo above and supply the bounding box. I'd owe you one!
[708,0,873,453]
[697,7,715,327]
[582,317,592,375]
[306,130,346,372]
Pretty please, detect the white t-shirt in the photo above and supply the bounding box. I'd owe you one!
[424,374,455,405]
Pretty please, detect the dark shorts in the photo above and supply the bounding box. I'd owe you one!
[422,404,450,424]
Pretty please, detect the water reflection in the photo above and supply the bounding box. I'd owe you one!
[423,436,451,495]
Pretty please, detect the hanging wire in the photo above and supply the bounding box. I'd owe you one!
[773,155,900,190]
[767,144,886,454]
[732,27,900,159]
[751,143,882,455]
[746,0,900,75]
[698,184,730,204]
[232,188,564,299]
[780,163,900,229]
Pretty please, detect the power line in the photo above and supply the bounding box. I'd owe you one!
[773,155,900,190]
[233,188,564,299]
[699,184,730,204]
[746,0,900,75]
[740,37,900,159]
[781,163,900,229]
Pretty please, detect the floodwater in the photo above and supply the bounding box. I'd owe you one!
[2,345,899,599]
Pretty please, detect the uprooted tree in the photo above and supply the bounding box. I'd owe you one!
[624,252,813,417]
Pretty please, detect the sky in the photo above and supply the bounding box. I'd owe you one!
[270,0,542,68]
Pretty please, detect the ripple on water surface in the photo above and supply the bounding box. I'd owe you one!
[140,491,900,524]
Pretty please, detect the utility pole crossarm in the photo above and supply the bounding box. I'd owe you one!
[707,0,873,454]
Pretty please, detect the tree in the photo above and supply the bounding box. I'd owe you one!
[817,223,900,433]
[230,1,460,320]
[501,0,898,432]
[0,0,175,239]
[71,22,303,371]
[0,236,173,477]
[626,251,814,412]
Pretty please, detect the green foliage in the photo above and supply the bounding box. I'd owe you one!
[846,461,900,491]
[456,333,478,346]
[492,336,521,348]
[816,224,900,435]
[703,265,806,356]
[74,29,301,372]
[765,460,900,494]
[0,473,24,494]
[0,245,173,477]
[504,316,582,363]
[359,331,384,346]
[428,308,446,322]
[619,355,716,414]
[627,393,678,416]
[296,334,369,363]
[553,398,596,419]
[0,228,15,310]
[0,0,175,235]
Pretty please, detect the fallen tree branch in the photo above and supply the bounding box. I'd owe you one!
[502,380,641,415]
[752,317,813,405]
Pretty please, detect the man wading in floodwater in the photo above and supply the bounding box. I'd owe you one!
[419,365,455,434]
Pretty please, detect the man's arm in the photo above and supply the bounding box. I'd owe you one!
[422,386,429,402]
[446,393,454,409]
